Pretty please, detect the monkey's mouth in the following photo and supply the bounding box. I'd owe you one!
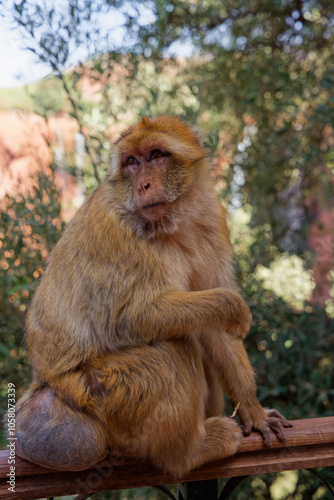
[142,202,166,210]
[140,201,168,222]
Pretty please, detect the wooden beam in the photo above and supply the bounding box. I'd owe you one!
[0,417,333,500]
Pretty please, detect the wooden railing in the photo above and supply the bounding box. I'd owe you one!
[0,417,333,500]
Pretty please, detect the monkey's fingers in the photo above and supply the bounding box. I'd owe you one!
[227,300,252,339]
[258,423,274,448]
[242,421,273,447]
[265,408,293,428]
[260,412,293,447]
[242,408,292,447]
[240,421,253,437]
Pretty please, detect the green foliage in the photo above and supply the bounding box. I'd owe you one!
[0,75,64,114]
[231,208,334,419]
[0,87,34,112]
[26,78,65,116]
[0,166,64,426]
[255,254,315,309]
[229,207,334,498]
[227,468,334,500]
[247,289,334,419]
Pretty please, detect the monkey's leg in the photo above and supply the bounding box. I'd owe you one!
[200,330,292,445]
[95,341,242,478]
[15,385,108,470]
[158,356,241,477]
[203,357,224,418]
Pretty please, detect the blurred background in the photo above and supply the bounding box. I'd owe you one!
[0,1,333,498]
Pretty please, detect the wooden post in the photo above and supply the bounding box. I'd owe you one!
[0,418,333,500]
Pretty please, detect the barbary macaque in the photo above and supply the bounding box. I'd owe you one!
[13,115,290,476]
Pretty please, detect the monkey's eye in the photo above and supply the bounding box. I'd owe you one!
[149,149,163,161]
[126,156,137,166]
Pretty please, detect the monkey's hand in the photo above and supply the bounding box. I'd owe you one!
[238,402,292,447]
[220,290,252,339]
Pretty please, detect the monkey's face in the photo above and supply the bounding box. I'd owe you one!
[110,116,208,236]
[118,145,186,223]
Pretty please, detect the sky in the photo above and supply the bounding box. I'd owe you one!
[0,3,194,90]
[0,1,199,90]
[0,1,131,89]
[0,0,162,89]
[0,16,51,88]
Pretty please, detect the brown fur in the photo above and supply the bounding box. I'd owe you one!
[13,115,290,475]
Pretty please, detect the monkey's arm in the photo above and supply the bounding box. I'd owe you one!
[117,287,252,344]
[200,332,291,446]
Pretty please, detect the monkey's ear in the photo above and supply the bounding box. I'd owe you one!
[191,126,205,147]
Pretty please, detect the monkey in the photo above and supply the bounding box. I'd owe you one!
[12,115,291,477]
